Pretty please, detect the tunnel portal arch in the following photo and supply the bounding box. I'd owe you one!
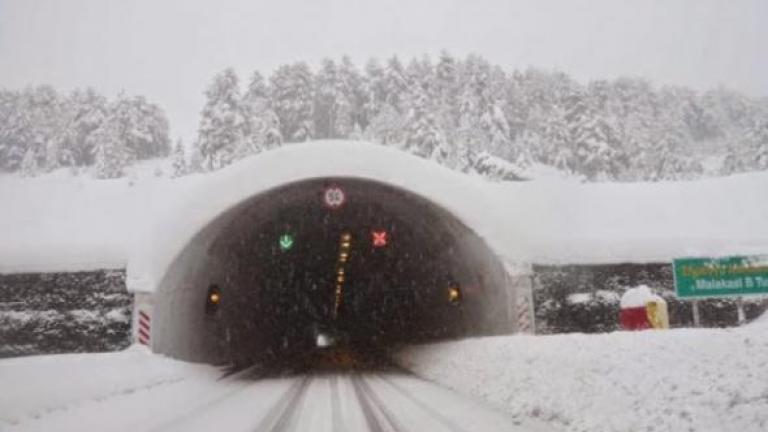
[127,142,527,364]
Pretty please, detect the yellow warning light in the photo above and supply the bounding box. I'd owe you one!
[341,241,351,249]
[448,286,462,304]
[209,292,221,305]
[341,233,352,242]
[337,274,345,283]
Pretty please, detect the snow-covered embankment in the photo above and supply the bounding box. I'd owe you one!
[0,346,218,428]
[394,318,768,432]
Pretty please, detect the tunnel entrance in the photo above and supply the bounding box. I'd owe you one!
[151,178,514,366]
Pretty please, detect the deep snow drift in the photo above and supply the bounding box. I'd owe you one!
[1,141,768,279]
[394,315,768,432]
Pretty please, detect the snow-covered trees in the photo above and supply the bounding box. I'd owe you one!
[171,138,187,178]
[365,103,405,146]
[564,86,624,180]
[241,71,282,156]
[4,53,768,182]
[109,95,170,161]
[91,119,128,179]
[196,68,246,171]
[403,79,444,158]
[269,63,314,142]
[0,86,170,177]
[0,90,32,171]
[64,88,109,167]
[314,58,356,139]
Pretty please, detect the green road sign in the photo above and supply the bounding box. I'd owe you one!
[673,255,768,298]
[279,234,294,251]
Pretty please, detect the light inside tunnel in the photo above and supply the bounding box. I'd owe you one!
[150,178,516,366]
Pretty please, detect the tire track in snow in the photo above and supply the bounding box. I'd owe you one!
[351,374,385,432]
[371,374,468,432]
[253,375,312,432]
[352,373,405,432]
[145,365,265,432]
[329,375,344,432]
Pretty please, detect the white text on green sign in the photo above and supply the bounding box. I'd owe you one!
[673,255,768,298]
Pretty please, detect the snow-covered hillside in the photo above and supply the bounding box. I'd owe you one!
[1,140,768,274]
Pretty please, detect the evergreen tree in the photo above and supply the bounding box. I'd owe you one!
[564,85,623,180]
[363,58,386,122]
[349,122,364,140]
[241,71,282,156]
[91,120,128,179]
[197,68,245,170]
[314,59,345,139]
[171,138,187,177]
[382,56,409,112]
[749,118,768,169]
[64,88,109,167]
[188,140,205,173]
[434,51,460,141]
[403,88,444,158]
[338,56,367,131]
[0,90,31,171]
[365,103,405,145]
[109,94,170,161]
[269,63,314,141]
[44,138,62,172]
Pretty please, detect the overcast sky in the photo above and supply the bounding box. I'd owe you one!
[1,0,766,142]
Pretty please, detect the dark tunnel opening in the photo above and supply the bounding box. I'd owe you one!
[152,178,514,368]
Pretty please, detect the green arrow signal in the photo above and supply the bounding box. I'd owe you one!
[279,234,294,251]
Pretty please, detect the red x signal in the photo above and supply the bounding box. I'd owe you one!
[372,230,388,247]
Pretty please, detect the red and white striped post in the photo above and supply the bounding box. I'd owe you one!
[136,309,151,346]
[516,299,534,333]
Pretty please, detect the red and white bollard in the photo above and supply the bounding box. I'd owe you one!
[136,309,151,346]
[620,285,669,330]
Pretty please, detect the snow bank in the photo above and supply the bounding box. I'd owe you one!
[395,327,768,432]
[0,170,208,273]
[0,346,217,427]
[750,309,768,326]
[499,169,768,265]
[1,140,768,278]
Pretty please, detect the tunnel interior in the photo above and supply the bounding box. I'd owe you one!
[151,178,515,366]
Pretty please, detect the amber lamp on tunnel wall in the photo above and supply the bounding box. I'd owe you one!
[448,285,462,305]
[205,284,222,315]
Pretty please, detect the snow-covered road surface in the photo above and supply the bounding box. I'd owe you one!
[153,372,539,432]
[1,354,544,432]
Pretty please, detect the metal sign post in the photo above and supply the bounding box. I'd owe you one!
[736,297,746,326]
[692,301,701,327]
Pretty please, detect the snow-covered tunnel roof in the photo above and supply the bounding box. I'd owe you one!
[1,140,768,284]
[126,141,519,293]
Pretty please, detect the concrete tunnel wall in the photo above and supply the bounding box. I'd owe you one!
[149,177,519,364]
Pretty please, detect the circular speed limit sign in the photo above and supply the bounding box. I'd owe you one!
[323,186,346,209]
